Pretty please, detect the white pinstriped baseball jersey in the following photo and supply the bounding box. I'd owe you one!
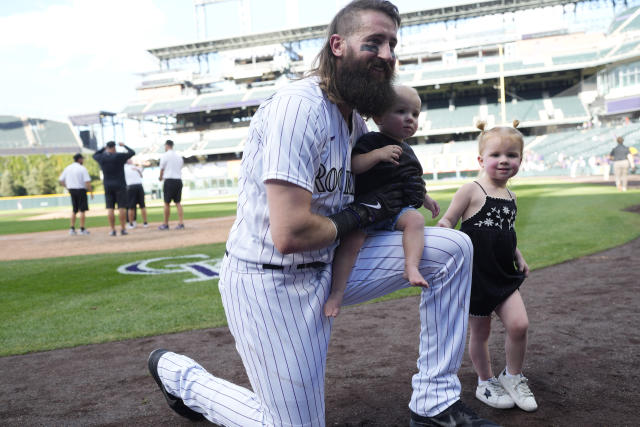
[226,77,368,266]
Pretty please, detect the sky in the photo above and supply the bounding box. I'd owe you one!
[0,0,463,122]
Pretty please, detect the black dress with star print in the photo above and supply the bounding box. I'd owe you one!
[460,181,525,316]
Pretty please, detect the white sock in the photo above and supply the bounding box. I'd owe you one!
[478,377,493,385]
[505,368,521,378]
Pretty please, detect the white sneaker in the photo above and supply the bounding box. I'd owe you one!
[475,377,515,409]
[79,229,90,235]
[69,228,77,235]
[498,368,538,411]
[126,222,136,229]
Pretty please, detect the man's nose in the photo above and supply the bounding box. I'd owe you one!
[377,43,395,62]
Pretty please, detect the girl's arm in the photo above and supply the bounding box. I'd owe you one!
[515,247,530,277]
[352,145,402,174]
[436,184,473,228]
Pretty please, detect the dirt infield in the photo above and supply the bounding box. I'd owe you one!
[2,232,639,425]
[0,217,235,261]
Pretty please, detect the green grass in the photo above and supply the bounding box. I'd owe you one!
[0,202,237,235]
[364,180,640,302]
[1,181,639,356]
[0,243,227,356]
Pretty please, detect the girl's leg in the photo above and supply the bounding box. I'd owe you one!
[495,290,529,375]
[495,291,537,411]
[468,316,493,381]
[395,210,428,287]
[325,230,366,317]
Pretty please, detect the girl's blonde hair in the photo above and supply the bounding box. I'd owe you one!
[476,120,524,155]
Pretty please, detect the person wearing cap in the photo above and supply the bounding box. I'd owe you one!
[93,141,135,236]
[158,139,184,230]
[59,153,93,235]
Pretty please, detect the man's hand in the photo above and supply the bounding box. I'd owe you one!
[351,182,405,224]
[329,183,405,240]
[423,194,440,219]
[118,142,125,147]
[375,145,402,165]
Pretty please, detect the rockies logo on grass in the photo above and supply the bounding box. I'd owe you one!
[117,254,222,283]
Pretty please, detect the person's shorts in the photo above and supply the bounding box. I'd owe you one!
[127,184,146,209]
[163,179,183,203]
[69,188,88,213]
[368,206,416,232]
[104,185,127,209]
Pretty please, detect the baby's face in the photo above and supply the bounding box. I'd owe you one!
[377,87,421,142]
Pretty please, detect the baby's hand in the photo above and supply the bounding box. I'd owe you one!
[423,195,440,218]
[376,145,402,165]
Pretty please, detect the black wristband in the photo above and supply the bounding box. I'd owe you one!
[328,206,362,240]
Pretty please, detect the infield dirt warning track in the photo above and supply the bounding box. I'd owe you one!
[0,216,235,261]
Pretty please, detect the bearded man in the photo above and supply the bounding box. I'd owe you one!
[147,1,495,426]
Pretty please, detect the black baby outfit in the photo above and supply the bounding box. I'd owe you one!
[460,182,525,316]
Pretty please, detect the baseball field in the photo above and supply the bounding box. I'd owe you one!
[1,177,639,426]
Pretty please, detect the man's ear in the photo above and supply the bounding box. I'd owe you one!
[373,116,383,126]
[329,34,345,57]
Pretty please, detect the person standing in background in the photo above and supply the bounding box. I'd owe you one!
[125,159,149,228]
[609,136,634,191]
[93,141,135,236]
[59,153,93,235]
[158,140,184,230]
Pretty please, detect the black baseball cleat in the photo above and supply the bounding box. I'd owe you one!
[410,400,501,427]
[148,348,205,421]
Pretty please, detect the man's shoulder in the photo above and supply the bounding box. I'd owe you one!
[273,77,326,108]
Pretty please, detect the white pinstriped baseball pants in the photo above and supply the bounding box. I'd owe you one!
[156,227,472,426]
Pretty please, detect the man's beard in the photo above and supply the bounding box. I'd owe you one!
[335,52,396,118]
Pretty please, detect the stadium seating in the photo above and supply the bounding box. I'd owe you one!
[145,97,196,115]
[0,116,29,149]
[552,52,599,66]
[121,103,148,115]
[30,120,79,147]
[194,92,246,109]
[551,96,588,118]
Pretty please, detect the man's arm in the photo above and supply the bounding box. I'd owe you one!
[92,147,105,161]
[85,180,94,199]
[266,180,337,254]
[118,142,135,160]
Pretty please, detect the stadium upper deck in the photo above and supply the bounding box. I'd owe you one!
[0,116,83,156]
[114,0,640,159]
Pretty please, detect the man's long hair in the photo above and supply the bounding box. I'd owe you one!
[308,0,401,105]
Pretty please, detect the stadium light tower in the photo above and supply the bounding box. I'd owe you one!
[194,0,251,40]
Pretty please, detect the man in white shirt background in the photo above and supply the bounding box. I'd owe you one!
[59,153,93,235]
[158,139,184,230]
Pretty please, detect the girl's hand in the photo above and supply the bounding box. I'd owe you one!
[515,250,530,277]
[423,194,440,219]
[376,145,402,165]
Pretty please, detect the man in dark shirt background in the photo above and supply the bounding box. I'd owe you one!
[93,141,135,236]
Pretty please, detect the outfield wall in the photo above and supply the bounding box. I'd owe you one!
[0,193,106,211]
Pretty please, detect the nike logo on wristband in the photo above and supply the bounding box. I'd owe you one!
[361,202,381,209]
